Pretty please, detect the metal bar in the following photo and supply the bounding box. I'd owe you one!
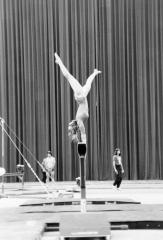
[1,118,5,193]
[78,142,87,213]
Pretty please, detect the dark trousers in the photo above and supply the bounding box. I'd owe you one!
[113,165,123,188]
[42,171,46,183]
[42,171,53,183]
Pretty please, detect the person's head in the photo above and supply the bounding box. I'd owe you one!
[47,150,52,157]
[68,120,80,142]
[114,148,121,156]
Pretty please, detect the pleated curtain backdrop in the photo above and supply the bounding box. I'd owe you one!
[0,0,163,181]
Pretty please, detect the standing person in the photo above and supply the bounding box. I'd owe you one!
[42,151,56,183]
[113,148,124,190]
[54,52,101,144]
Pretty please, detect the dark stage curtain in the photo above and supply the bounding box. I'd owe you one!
[0,0,163,181]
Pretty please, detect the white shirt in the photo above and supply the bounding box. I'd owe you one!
[42,156,56,172]
[113,155,122,165]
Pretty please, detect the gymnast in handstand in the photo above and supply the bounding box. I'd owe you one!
[55,53,101,143]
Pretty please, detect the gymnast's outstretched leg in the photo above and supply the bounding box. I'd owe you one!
[83,69,101,96]
[55,53,83,94]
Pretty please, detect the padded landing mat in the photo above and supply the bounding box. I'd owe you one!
[20,197,141,206]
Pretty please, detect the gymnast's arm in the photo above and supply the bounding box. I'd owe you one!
[77,120,86,144]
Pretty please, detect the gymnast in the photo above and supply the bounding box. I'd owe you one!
[55,53,101,143]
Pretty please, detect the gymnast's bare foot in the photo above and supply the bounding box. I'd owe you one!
[94,69,101,75]
[54,52,61,64]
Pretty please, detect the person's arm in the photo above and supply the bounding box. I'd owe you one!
[41,159,46,172]
[113,156,118,174]
[120,159,124,173]
[52,157,56,170]
[77,120,86,144]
